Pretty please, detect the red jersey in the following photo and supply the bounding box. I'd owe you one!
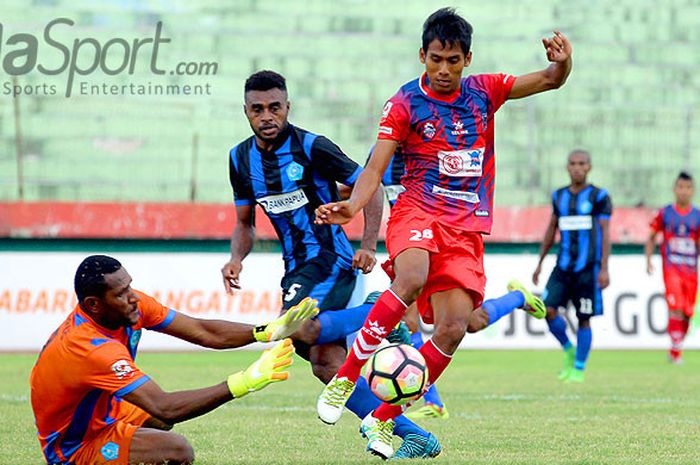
[30,291,175,464]
[377,72,515,234]
[650,204,700,276]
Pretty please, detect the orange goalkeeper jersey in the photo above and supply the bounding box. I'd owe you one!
[30,290,176,464]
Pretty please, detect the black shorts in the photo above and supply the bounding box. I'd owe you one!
[543,264,603,319]
[280,253,357,358]
[281,253,357,311]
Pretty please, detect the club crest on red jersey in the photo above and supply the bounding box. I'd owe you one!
[422,122,436,140]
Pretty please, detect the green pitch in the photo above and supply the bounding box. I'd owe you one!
[2,350,699,464]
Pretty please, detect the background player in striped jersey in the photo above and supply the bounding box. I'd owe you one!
[316,8,572,458]
[533,150,612,383]
[645,172,700,364]
[363,146,546,420]
[224,71,437,457]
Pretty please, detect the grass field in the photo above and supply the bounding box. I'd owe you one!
[2,350,699,464]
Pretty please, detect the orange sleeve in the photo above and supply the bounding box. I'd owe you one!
[85,342,150,397]
[135,290,176,331]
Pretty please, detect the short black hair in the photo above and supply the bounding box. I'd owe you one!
[677,171,693,182]
[568,149,591,163]
[244,70,287,94]
[422,7,473,56]
[74,255,122,302]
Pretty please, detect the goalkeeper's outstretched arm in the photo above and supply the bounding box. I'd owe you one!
[123,339,294,425]
[159,297,319,349]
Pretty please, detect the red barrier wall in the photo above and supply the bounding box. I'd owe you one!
[0,202,655,243]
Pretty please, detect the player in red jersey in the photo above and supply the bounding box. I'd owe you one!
[314,8,572,459]
[30,255,317,465]
[645,172,700,364]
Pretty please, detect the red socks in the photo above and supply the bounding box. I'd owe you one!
[337,290,408,381]
[668,317,687,359]
[374,338,453,422]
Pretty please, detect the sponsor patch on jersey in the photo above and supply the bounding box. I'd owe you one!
[668,253,697,266]
[431,185,480,203]
[111,360,134,379]
[286,161,304,181]
[668,237,696,255]
[475,210,489,217]
[384,184,406,202]
[258,189,309,214]
[558,215,593,231]
[437,148,484,177]
[378,126,393,135]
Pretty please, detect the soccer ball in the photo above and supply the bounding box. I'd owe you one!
[364,343,428,405]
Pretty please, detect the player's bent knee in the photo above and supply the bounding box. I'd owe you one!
[309,344,345,383]
[167,434,195,465]
[392,271,427,302]
[311,362,338,384]
[132,430,195,465]
[434,320,468,351]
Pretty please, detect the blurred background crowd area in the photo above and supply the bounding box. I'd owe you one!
[1,0,698,207]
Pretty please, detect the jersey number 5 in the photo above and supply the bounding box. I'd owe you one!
[284,283,303,302]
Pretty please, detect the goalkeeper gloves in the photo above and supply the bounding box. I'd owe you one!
[253,297,319,342]
[227,338,294,398]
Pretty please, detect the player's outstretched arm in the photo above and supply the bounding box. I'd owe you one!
[508,31,573,100]
[315,139,397,225]
[598,219,611,289]
[644,230,658,275]
[222,205,256,294]
[354,183,383,274]
[123,340,294,424]
[160,297,318,348]
[533,213,559,285]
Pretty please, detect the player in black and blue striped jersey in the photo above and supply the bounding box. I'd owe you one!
[223,71,436,454]
[533,149,612,383]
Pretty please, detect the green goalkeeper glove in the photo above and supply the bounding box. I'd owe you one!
[227,338,295,398]
[252,297,319,342]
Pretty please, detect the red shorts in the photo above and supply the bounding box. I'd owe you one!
[70,401,151,465]
[663,270,698,317]
[385,206,486,324]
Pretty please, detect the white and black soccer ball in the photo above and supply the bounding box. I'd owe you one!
[364,343,428,405]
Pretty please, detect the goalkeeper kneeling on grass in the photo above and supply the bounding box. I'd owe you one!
[30,255,318,465]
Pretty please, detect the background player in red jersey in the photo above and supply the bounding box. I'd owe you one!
[315,8,572,459]
[645,172,700,364]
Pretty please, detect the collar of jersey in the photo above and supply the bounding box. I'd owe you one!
[254,124,292,155]
[418,72,462,103]
[566,184,591,195]
[76,308,126,339]
[673,204,693,215]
